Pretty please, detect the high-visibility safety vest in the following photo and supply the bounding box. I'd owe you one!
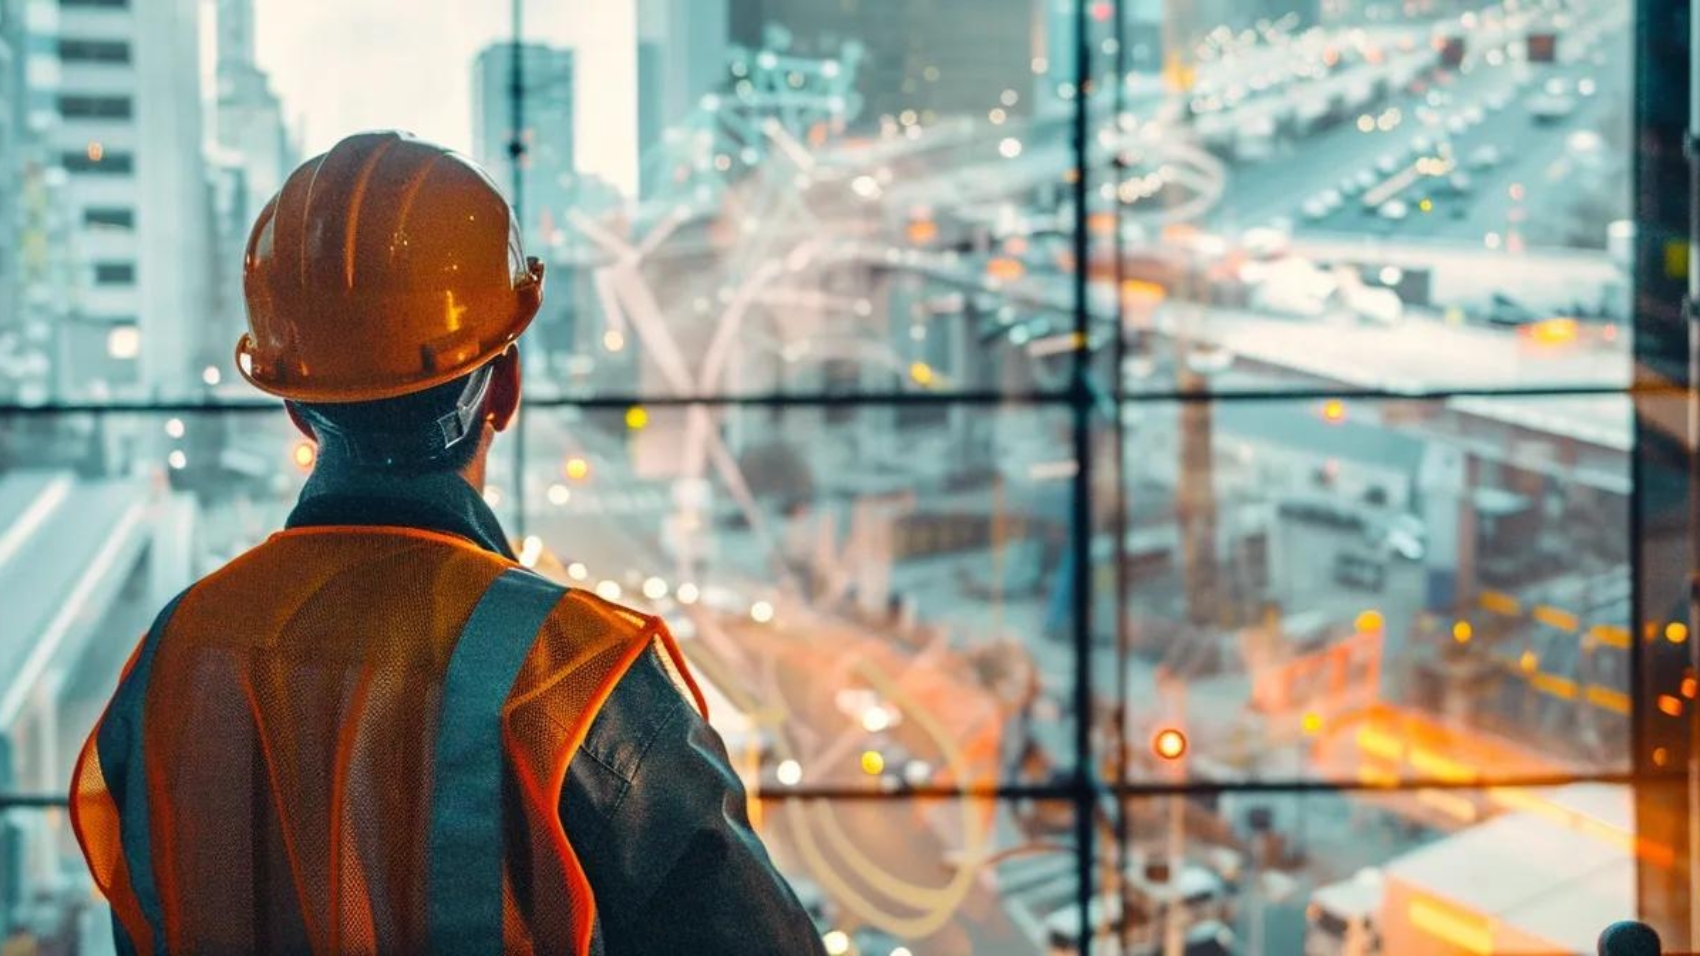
[69,526,706,956]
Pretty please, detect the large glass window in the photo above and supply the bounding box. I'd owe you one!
[0,0,1684,952]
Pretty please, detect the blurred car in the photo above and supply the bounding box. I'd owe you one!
[1469,144,1504,169]
[1526,92,1576,122]
[1367,513,1427,561]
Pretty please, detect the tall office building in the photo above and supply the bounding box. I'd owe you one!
[0,0,19,343]
[20,0,212,399]
[473,43,576,247]
[729,0,1033,126]
[209,0,290,366]
[473,43,578,362]
[637,0,728,192]
[212,0,291,228]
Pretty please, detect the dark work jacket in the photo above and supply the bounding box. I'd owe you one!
[286,462,827,956]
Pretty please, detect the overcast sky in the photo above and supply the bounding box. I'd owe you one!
[248,2,602,157]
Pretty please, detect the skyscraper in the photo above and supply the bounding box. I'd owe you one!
[729,0,1033,127]
[473,43,578,363]
[20,0,213,398]
[632,0,724,145]
[209,0,291,367]
[472,43,576,248]
[0,0,19,347]
[212,0,292,227]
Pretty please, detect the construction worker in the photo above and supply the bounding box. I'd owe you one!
[69,132,828,956]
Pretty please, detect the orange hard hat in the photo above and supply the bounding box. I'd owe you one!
[237,131,544,403]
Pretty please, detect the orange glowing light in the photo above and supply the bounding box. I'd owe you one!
[1321,399,1346,423]
[1658,694,1683,718]
[1522,317,1580,346]
[906,218,939,244]
[1519,650,1539,673]
[1452,621,1473,643]
[564,457,590,481]
[1355,610,1385,633]
[986,256,1026,281]
[1087,211,1118,234]
[1665,621,1689,644]
[292,441,317,470]
[1152,728,1187,761]
[625,406,649,431]
[860,750,886,776]
[86,141,104,162]
[1682,676,1697,699]
[1120,279,1167,307]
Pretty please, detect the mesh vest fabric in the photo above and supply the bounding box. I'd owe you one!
[70,526,706,956]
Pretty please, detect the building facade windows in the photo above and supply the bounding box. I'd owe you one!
[84,207,135,230]
[57,38,131,64]
[62,150,133,173]
[58,94,133,119]
[93,262,135,286]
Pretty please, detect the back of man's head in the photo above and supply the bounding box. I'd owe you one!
[291,366,490,474]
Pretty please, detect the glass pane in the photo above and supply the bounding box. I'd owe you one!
[518,401,1078,789]
[0,408,309,948]
[1113,0,1634,395]
[516,0,1092,399]
[1108,394,1633,784]
[758,795,1080,955]
[1108,784,1639,956]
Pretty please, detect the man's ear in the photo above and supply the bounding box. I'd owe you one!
[487,347,522,433]
[284,402,316,440]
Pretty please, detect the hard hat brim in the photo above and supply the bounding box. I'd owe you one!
[236,278,541,404]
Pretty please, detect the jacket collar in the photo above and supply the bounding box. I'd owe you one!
[284,458,517,560]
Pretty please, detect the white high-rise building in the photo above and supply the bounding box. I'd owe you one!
[24,0,212,398]
[637,0,728,196]
[0,0,19,341]
[209,0,290,372]
[213,0,290,224]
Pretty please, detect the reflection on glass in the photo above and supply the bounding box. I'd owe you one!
[1112,394,1635,785]
[758,796,1074,956]
[521,404,1072,792]
[1103,787,1638,956]
[3,0,1631,401]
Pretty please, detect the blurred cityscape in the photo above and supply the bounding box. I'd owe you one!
[0,0,1667,953]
